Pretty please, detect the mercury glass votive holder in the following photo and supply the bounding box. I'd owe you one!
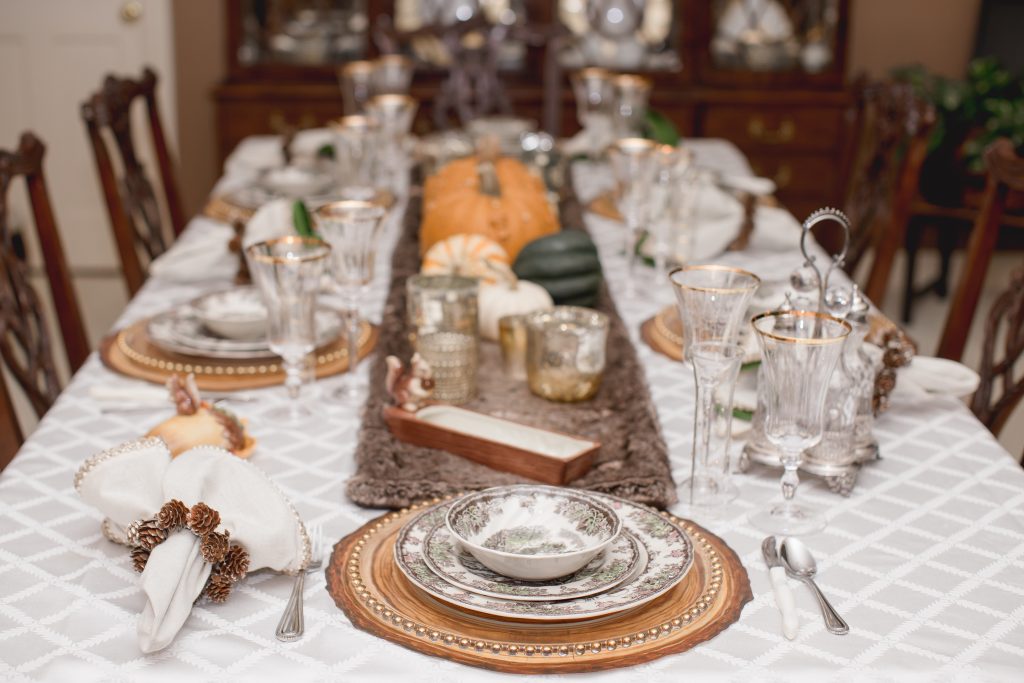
[525,307,609,403]
[406,274,479,341]
[498,314,528,381]
[417,331,477,404]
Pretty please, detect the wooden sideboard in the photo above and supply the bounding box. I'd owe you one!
[215,0,855,220]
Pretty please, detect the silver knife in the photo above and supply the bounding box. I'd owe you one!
[762,536,799,640]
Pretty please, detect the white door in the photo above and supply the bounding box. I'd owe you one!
[0,0,176,427]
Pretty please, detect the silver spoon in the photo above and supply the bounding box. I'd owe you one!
[780,537,849,635]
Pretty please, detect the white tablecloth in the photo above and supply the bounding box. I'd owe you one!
[1,139,1022,682]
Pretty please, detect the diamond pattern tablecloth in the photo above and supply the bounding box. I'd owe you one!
[1,139,1022,681]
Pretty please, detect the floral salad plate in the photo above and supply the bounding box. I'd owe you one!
[148,305,342,360]
[394,493,694,621]
[423,524,642,601]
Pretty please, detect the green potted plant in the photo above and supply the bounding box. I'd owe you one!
[893,57,1024,203]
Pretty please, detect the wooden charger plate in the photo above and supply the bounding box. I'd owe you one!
[326,496,752,674]
[100,317,378,391]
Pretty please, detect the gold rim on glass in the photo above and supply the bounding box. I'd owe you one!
[611,137,657,155]
[613,74,652,90]
[341,60,373,76]
[574,66,612,81]
[750,310,852,345]
[668,264,762,294]
[330,115,379,132]
[314,199,386,221]
[369,93,416,109]
[374,54,412,68]
[246,236,331,264]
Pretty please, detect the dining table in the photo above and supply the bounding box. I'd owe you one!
[1,134,1022,682]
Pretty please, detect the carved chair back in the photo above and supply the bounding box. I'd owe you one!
[970,265,1024,438]
[0,132,90,467]
[938,138,1024,361]
[842,81,935,304]
[81,67,184,296]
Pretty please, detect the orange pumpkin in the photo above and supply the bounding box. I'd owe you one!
[421,156,559,260]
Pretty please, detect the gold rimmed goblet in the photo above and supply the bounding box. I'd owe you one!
[748,310,852,536]
[314,199,388,403]
[669,265,761,511]
[246,237,332,422]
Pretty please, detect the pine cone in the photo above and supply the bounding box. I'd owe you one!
[204,573,233,604]
[218,544,250,582]
[130,519,167,551]
[125,519,144,546]
[187,502,221,536]
[155,499,189,530]
[131,546,150,573]
[200,530,230,564]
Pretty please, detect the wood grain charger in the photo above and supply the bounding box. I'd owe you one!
[100,316,378,390]
[326,497,752,674]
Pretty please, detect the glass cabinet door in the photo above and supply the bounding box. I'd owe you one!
[556,0,682,72]
[708,0,840,75]
[390,0,531,71]
[236,0,370,67]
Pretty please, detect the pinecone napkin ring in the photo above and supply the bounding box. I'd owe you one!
[126,500,251,604]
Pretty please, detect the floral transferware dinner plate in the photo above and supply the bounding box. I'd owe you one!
[394,493,693,621]
[148,306,342,360]
[421,524,642,602]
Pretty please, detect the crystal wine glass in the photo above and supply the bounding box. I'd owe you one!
[338,60,374,115]
[246,237,331,422]
[669,265,761,509]
[570,67,614,159]
[749,310,851,536]
[608,137,658,298]
[330,115,380,201]
[648,145,694,285]
[372,54,414,95]
[314,200,387,402]
[611,74,651,138]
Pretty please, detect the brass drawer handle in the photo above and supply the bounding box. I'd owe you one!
[773,163,793,189]
[748,117,796,144]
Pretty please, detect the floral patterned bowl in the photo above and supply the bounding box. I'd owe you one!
[445,485,621,581]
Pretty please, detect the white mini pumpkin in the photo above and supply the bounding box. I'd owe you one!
[478,277,553,341]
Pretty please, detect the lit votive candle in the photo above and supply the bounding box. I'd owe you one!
[525,307,609,402]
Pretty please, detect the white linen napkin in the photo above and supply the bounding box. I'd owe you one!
[148,217,237,283]
[224,129,335,177]
[148,199,296,284]
[76,438,308,653]
[88,381,171,410]
[242,198,295,249]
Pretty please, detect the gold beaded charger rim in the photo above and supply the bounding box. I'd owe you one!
[99,317,378,391]
[325,495,753,674]
[640,305,904,364]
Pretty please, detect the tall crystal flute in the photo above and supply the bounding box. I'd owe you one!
[314,200,387,403]
[649,145,694,285]
[669,265,760,509]
[749,311,851,536]
[366,94,417,196]
[246,237,331,422]
[608,137,658,298]
[329,115,380,201]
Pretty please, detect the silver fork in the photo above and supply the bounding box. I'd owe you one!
[276,523,323,642]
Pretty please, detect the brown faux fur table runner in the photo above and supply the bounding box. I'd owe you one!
[346,180,677,509]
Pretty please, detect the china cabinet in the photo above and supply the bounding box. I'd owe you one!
[214,0,853,216]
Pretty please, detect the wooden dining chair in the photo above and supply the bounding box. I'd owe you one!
[937,139,1024,361]
[0,132,90,469]
[968,265,1023,442]
[81,67,185,297]
[840,81,936,307]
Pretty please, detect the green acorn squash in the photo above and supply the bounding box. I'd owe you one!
[512,231,603,307]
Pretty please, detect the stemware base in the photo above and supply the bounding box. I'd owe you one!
[324,381,365,405]
[263,402,315,424]
[677,475,739,510]
[748,501,827,536]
